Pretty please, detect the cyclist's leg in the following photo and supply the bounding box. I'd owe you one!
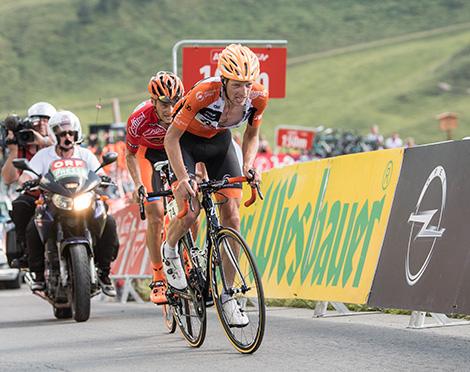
[136,147,167,299]
[204,131,245,301]
[166,135,201,248]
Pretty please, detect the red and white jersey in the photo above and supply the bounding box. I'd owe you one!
[126,100,168,153]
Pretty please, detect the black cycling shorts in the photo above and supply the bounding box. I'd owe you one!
[174,130,242,194]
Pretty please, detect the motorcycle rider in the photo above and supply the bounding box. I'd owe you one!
[1,102,57,268]
[18,111,119,296]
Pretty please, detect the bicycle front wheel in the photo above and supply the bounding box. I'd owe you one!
[173,238,206,347]
[210,227,266,354]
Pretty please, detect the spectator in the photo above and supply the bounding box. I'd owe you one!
[365,124,384,150]
[87,133,101,156]
[405,137,416,148]
[385,132,403,149]
[258,133,272,155]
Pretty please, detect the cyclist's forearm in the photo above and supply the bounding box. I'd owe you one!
[125,150,143,187]
[242,126,260,169]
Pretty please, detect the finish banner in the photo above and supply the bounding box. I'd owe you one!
[182,46,287,98]
[368,140,470,314]
[238,149,403,303]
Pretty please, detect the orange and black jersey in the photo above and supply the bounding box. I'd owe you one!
[172,77,269,138]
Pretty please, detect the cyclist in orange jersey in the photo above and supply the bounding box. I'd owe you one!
[164,44,268,326]
[125,71,184,304]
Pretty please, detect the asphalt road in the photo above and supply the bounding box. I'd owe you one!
[1,286,470,371]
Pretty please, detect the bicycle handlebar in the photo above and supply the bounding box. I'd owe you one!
[138,189,174,220]
[137,173,263,221]
[176,173,263,219]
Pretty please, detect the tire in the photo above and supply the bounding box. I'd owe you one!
[172,238,206,347]
[68,245,91,322]
[162,304,176,333]
[53,306,73,319]
[210,227,266,354]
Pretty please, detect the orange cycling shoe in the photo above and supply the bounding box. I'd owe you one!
[149,280,168,305]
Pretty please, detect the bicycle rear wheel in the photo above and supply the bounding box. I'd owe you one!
[161,304,176,333]
[172,238,206,347]
[210,227,266,354]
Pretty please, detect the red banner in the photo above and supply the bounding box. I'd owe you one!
[110,203,151,276]
[253,153,299,172]
[182,46,287,98]
[275,127,316,151]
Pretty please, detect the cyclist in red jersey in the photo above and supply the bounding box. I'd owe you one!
[125,71,184,304]
[164,44,268,326]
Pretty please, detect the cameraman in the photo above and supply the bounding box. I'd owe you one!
[19,111,119,296]
[2,102,57,184]
[1,102,56,268]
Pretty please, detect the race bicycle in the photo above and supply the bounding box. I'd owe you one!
[139,161,266,354]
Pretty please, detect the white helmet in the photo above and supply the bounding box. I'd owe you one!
[49,110,83,143]
[27,102,57,119]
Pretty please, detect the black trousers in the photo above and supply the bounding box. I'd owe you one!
[27,214,120,274]
[11,193,37,255]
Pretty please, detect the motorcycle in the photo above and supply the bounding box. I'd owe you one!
[12,152,117,322]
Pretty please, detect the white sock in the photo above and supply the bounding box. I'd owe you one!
[163,242,178,259]
[221,291,231,304]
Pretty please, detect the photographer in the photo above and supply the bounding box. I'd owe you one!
[2,102,56,184]
[1,102,56,268]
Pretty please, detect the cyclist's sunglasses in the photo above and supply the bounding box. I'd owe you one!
[152,96,178,105]
[58,130,78,138]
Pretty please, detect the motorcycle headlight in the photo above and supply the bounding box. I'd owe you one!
[73,192,94,211]
[52,194,73,210]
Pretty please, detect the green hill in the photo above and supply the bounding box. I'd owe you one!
[1,0,470,144]
[265,27,470,144]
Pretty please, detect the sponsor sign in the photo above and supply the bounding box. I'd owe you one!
[275,126,316,151]
[111,204,151,276]
[253,153,299,172]
[182,46,287,98]
[232,149,403,303]
[368,140,470,314]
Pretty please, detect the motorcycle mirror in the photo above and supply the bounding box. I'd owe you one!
[12,158,40,177]
[94,151,118,172]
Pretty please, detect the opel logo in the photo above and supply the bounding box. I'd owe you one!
[405,166,446,286]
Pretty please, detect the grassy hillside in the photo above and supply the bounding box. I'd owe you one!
[264,28,470,144]
[1,0,470,144]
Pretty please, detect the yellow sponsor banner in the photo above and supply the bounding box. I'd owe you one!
[239,148,403,304]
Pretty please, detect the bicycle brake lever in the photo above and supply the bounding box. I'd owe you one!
[138,185,146,220]
[189,197,195,212]
[247,169,256,182]
[255,183,264,200]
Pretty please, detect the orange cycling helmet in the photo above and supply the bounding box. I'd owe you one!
[148,71,185,104]
[218,44,260,82]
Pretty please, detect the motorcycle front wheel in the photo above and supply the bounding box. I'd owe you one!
[68,244,91,322]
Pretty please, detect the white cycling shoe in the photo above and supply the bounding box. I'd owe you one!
[161,242,188,291]
[222,298,249,328]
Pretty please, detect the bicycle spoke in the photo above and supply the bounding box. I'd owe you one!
[172,238,207,348]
